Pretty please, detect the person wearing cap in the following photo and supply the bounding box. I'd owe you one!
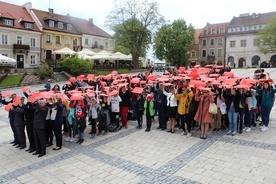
[174,85,194,137]
[194,88,214,139]
[144,94,155,132]
[2,93,19,146]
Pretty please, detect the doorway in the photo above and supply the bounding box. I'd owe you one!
[17,55,24,68]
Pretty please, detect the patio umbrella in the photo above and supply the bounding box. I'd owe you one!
[77,48,95,56]
[110,52,127,60]
[54,47,76,55]
[0,54,16,65]
[91,50,112,60]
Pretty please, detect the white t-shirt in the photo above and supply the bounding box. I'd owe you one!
[110,96,122,112]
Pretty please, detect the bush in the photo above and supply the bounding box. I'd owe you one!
[58,56,92,75]
[38,63,53,80]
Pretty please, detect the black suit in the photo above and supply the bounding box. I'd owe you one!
[2,99,18,144]
[13,105,26,148]
[31,103,48,154]
[23,102,35,150]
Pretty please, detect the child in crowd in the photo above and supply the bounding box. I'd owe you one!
[144,94,155,132]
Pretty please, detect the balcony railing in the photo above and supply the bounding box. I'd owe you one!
[207,55,215,61]
[91,44,104,49]
[13,44,30,50]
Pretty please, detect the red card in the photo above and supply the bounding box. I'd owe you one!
[22,86,30,92]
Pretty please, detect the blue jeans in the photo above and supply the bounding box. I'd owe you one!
[132,102,137,118]
[78,130,84,139]
[261,106,272,126]
[228,106,238,132]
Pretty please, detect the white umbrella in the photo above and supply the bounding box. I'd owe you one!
[110,52,127,60]
[54,47,76,55]
[78,54,93,60]
[91,50,112,60]
[0,54,16,65]
[77,48,95,56]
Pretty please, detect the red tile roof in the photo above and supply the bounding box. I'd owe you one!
[228,12,276,27]
[68,16,112,38]
[32,9,80,34]
[0,1,40,31]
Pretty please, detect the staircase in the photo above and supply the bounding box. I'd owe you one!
[53,72,69,82]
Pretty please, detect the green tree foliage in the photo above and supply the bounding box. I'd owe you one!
[37,63,53,80]
[59,56,92,75]
[153,19,195,67]
[256,16,276,54]
[105,0,165,69]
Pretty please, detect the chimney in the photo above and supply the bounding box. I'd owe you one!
[89,18,93,26]
[49,8,54,15]
[23,2,32,11]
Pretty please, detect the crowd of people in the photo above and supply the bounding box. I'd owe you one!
[1,66,275,157]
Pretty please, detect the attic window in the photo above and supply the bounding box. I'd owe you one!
[67,24,72,30]
[2,19,13,26]
[49,20,54,27]
[25,23,33,29]
[58,22,63,29]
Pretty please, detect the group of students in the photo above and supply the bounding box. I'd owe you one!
[2,69,275,157]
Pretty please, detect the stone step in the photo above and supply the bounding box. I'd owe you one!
[54,72,69,82]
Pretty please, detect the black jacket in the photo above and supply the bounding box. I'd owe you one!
[223,90,241,112]
[13,106,25,127]
[31,103,48,129]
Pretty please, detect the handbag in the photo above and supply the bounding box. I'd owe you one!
[219,102,227,115]
[209,103,217,114]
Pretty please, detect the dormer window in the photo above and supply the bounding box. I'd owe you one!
[2,19,13,26]
[49,20,54,27]
[58,22,63,29]
[67,24,72,30]
[25,23,33,29]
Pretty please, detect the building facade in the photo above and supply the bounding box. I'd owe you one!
[226,12,276,67]
[198,22,228,64]
[0,1,41,68]
[188,29,201,64]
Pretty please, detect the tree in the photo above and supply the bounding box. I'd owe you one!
[105,0,165,69]
[153,19,195,67]
[256,16,276,54]
[58,56,92,75]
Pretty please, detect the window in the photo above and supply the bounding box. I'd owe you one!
[254,25,257,30]
[58,22,63,29]
[2,19,13,26]
[1,35,8,45]
[17,36,23,44]
[218,38,223,45]
[203,30,207,35]
[65,37,70,45]
[253,39,258,46]
[25,23,33,29]
[56,36,60,44]
[202,50,206,57]
[46,34,51,43]
[259,25,262,30]
[191,51,195,57]
[73,39,77,45]
[30,55,36,65]
[85,39,89,45]
[203,40,206,45]
[212,29,216,34]
[105,42,108,48]
[49,20,54,27]
[235,28,238,32]
[244,27,247,31]
[240,27,243,32]
[1,54,8,56]
[241,40,246,47]
[30,38,36,47]
[209,49,215,56]
[230,40,235,48]
[220,28,224,33]
[231,28,233,32]
[218,49,222,57]
[210,39,214,45]
[67,24,72,30]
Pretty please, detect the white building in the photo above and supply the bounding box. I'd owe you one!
[226,12,276,68]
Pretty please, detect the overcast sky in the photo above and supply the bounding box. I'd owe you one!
[3,0,276,60]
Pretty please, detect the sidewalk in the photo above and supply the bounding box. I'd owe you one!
[0,68,275,184]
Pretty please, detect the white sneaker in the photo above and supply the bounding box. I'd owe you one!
[245,127,251,132]
[242,127,248,132]
[186,133,192,137]
[261,126,268,132]
[259,125,265,129]
[181,131,187,135]
[70,137,75,142]
[65,137,71,142]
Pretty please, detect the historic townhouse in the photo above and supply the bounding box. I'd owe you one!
[188,29,201,63]
[226,12,276,67]
[198,22,229,64]
[68,16,114,52]
[0,1,41,68]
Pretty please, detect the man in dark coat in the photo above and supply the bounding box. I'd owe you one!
[155,84,168,130]
[30,99,48,157]
[13,97,26,149]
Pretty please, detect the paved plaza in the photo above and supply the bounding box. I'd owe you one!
[0,68,276,184]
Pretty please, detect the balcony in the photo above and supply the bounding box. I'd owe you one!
[92,44,104,49]
[207,55,215,61]
[13,44,30,50]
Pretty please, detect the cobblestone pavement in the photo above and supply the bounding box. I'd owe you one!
[0,68,276,184]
